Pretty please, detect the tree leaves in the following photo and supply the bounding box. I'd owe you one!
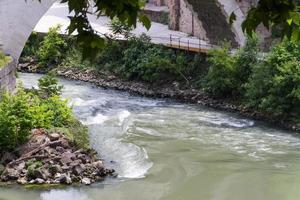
[241,0,300,41]
[41,0,151,60]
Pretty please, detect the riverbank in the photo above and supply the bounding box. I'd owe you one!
[0,129,115,186]
[18,63,300,133]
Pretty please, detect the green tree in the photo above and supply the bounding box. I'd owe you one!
[245,40,300,120]
[37,26,66,65]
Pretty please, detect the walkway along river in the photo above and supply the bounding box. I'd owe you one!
[1,73,300,200]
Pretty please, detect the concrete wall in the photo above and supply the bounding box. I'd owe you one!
[0,60,16,92]
[0,0,56,60]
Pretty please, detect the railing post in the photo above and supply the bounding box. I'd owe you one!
[179,38,181,49]
[170,34,172,47]
[199,38,201,53]
[188,40,189,51]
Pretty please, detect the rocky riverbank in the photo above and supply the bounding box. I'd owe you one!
[0,129,116,186]
[18,63,300,133]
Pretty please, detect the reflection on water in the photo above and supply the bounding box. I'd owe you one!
[1,73,300,200]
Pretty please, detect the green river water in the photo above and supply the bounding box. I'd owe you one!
[1,73,300,200]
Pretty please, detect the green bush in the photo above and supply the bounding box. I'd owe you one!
[0,76,76,151]
[26,161,43,179]
[95,40,124,71]
[0,88,42,151]
[235,35,259,93]
[38,73,63,98]
[119,35,191,83]
[37,26,66,65]
[245,41,300,120]
[204,43,237,97]
[204,36,260,98]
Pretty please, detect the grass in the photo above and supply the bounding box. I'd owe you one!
[0,51,12,68]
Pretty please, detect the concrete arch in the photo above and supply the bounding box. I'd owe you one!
[0,0,56,60]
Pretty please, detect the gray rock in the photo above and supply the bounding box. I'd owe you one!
[60,152,75,165]
[15,162,26,171]
[54,173,61,179]
[61,165,70,171]
[56,146,65,154]
[81,177,91,185]
[17,177,27,185]
[92,161,104,169]
[58,174,72,185]
[73,165,83,176]
[70,160,81,167]
[49,133,60,141]
[2,168,19,180]
[35,178,45,184]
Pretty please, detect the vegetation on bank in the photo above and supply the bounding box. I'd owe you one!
[0,74,89,153]
[0,51,12,68]
[20,27,300,125]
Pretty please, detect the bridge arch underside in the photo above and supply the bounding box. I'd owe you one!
[0,0,56,60]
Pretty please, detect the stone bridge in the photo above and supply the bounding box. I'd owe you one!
[0,0,56,60]
[0,0,255,62]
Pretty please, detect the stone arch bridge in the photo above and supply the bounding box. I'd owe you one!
[0,0,255,61]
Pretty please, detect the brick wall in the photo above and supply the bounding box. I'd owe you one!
[0,60,16,92]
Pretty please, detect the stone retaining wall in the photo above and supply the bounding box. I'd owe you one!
[0,60,16,92]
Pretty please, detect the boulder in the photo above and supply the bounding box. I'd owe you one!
[17,177,27,185]
[92,161,104,169]
[81,177,91,185]
[15,162,26,172]
[49,133,60,141]
[1,168,19,181]
[60,152,75,165]
[73,165,83,176]
[35,178,45,184]
[58,174,72,185]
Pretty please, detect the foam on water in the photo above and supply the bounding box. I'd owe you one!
[83,113,109,125]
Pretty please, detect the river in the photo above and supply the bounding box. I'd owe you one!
[1,73,300,200]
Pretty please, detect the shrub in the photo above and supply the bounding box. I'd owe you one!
[0,76,76,151]
[204,43,237,97]
[62,46,92,69]
[235,35,259,93]
[38,73,63,98]
[27,160,43,179]
[120,34,191,83]
[245,41,300,120]
[37,26,66,65]
[95,40,124,71]
[0,88,40,151]
[204,36,260,98]
[42,95,73,127]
